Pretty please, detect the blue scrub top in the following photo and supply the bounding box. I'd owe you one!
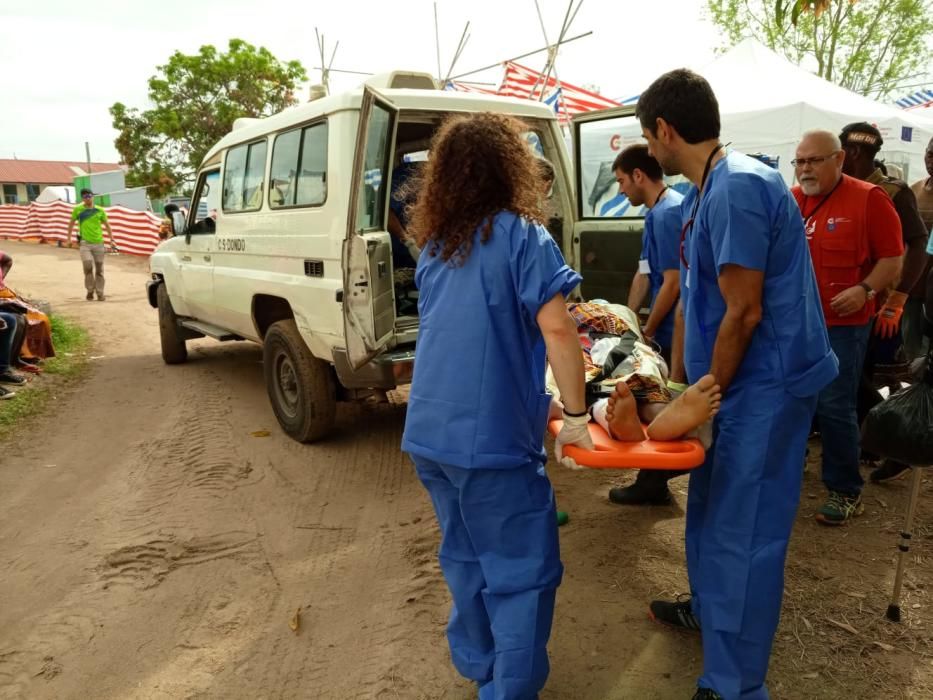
[679,152,837,396]
[642,188,684,349]
[402,211,582,469]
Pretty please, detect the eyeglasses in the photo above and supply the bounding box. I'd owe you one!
[791,153,839,168]
[82,194,93,199]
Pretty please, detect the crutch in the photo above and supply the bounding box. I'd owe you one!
[886,466,925,622]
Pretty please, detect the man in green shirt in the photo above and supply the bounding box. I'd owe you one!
[67,188,114,301]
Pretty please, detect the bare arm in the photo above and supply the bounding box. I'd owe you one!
[642,269,680,339]
[709,264,764,393]
[0,253,11,279]
[537,293,586,415]
[627,272,650,312]
[830,256,903,317]
[896,236,927,293]
[104,220,115,248]
[67,220,76,246]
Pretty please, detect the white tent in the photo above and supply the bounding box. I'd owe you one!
[36,185,76,204]
[579,39,933,216]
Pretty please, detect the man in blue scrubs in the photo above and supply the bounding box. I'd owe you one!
[636,69,838,700]
[401,113,592,699]
[610,143,687,505]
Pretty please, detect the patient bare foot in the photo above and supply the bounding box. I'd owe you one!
[606,382,646,442]
[647,374,721,441]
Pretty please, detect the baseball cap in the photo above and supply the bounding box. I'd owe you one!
[840,122,883,153]
[80,188,94,197]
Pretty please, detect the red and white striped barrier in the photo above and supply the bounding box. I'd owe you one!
[0,201,161,256]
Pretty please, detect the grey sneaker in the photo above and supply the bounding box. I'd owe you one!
[815,491,864,526]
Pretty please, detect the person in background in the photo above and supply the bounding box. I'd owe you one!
[906,136,933,358]
[66,188,114,301]
[610,143,687,506]
[401,113,591,700]
[639,70,837,700]
[791,129,903,524]
[837,123,929,485]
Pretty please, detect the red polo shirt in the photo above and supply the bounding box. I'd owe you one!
[792,175,903,327]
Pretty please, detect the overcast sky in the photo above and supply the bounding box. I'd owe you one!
[0,0,721,163]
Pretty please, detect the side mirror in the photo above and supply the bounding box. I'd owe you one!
[170,211,187,236]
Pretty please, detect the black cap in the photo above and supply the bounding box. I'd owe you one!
[80,188,94,197]
[840,122,883,154]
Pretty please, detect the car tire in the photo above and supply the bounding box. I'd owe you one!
[157,283,188,365]
[263,319,336,442]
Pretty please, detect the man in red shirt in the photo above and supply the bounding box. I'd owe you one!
[792,129,904,525]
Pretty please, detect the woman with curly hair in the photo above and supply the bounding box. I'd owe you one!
[401,113,592,699]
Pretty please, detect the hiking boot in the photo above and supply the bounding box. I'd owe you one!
[0,370,27,386]
[815,491,863,526]
[870,460,910,484]
[692,689,723,700]
[649,597,701,632]
[609,475,673,506]
[0,386,15,400]
[86,291,94,300]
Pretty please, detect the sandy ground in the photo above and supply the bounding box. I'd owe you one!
[0,239,932,700]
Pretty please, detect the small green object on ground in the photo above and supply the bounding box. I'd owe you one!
[556,510,569,526]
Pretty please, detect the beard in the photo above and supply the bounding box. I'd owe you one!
[799,178,822,196]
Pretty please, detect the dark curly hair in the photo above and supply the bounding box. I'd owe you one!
[404,112,546,265]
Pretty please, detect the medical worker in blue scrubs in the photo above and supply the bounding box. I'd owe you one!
[610,142,688,506]
[636,70,839,700]
[401,113,593,699]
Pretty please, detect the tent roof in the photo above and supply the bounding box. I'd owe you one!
[703,39,933,128]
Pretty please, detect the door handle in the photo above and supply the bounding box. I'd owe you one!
[354,280,369,287]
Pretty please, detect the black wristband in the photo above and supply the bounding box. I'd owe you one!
[562,408,588,418]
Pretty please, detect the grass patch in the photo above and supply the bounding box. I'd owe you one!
[0,314,91,435]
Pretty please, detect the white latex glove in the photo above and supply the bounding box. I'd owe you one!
[404,238,421,262]
[554,412,594,468]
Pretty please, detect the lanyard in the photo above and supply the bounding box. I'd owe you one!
[802,176,843,225]
[680,143,725,270]
[652,186,669,209]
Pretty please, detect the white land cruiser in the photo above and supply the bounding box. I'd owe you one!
[147,71,645,442]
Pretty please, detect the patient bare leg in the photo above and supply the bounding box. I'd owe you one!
[646,374,721,441]
[605,383,646,442]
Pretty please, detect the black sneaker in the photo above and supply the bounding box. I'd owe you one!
[870,460,910,483]
[692,689,723,700]
[0,371,26,386]
[86,291,94,300]
[649,597,701,632]
[609,474,673,506]
[0,386,15,400]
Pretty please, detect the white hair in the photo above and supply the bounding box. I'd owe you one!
[800,129,842,151]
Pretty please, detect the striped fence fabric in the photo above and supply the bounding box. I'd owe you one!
[0,201,161,256]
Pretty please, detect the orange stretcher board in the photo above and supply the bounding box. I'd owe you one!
[548,419,706,470]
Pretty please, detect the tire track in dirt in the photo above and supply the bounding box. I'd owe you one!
[0,366,267,699]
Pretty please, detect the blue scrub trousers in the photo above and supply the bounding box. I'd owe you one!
[686,381,817,700]
[412,456,562,700]
[816,323,871,496]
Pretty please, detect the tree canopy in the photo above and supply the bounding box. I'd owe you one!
[707,0,933,99]
[110,39,307,197]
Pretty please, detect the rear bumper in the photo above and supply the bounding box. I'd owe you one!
[332,344,415,389]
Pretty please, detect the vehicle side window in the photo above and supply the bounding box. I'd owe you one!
[269,122,328,209]
[189,170,220,235]
[356,104,392,232]
[223,140,267,213]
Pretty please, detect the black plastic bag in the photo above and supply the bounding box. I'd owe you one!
[861,355,933,466]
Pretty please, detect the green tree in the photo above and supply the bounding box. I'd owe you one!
[110,39,307,197]
[707,0,933,99]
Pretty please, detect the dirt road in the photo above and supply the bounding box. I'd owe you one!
[1,240,931,700]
